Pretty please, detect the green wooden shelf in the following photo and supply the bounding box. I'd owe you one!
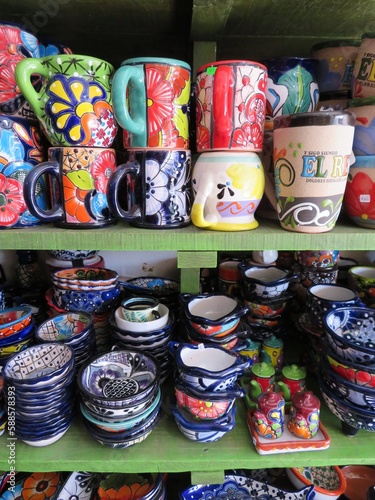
[1,218,375,252]
[0,395,374,475]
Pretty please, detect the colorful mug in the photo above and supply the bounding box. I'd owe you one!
[352,33,375,98]
[15,54,118,147]
[195,59,267,152]
[112,57,191,149]
[191,151,265,231]
[108,149,192,229]
[23,147,117,228]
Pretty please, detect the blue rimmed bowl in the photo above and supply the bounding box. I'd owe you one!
[52,284,121,314]
[168,342,250,392]
[52,267,119,291]
[0,306,33,339]
[238,263,297,298]
[35,311,94,343]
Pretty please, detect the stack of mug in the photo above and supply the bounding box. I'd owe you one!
[191,60,268,231]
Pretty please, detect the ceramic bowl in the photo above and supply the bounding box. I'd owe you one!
[119,276,180,312]
[323,306,375,365]
[181,316,242,349]
[3,343,75,387]
[168,341,250,392]
[114,303,170,333]
[348,266,375,304]
[57,472,100,500]
[320,376,375,435]
[96,473,164,500]
[321,338,375,387]
[77,349,160,408]
[298,265,339,288]
[0,306,33,338]
[242,293,292,319]
[35,312,94,343]
[179,293,249,337]
[174,381,245,420]
[286,466,346,500]
[53,285,121,314]
[180,474,315,500]
[295,250,341,269]
[320,355,375,411]
[171,404,236,442]
[52,267,119,290]
[47,250,99,261]
[238,263,297,298]
[0,321,35,346]
[341,465,375,500]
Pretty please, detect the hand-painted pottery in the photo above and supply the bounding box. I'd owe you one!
[253,390,285,439]
[119,276,180,312]
[24,147,118,229]
[57,472,100,500]
[191,152,265,231]
[273,110,355,233]
[121,296,161,323]
[295,250,341,269]
[260,334,284,373]
[174,381,245,420]
[15,54,118,147]
[180,474,315,500]
[278,364,307,402]
[238,262,296,298]
[320,355,375,411]
[242,293,292,319]
[168,342,250,392]
[352,33,375,98]
[0,306,33,338]
[347,265,375,306]
[114,303,170,333]
[263,57,319,120]
[311,39,360,93]
[324,306,375,365]
[345,97,375,156]
[52,267,118,290]
[286,465,347,500]
[195,60,267,152]
[53,284,121,314]
[341,465,375,500]
[288,391,320,439]
[171,403,236,442]
[113,57,191,149]
[108,149,192,229]
[249,362,275,402]
[0,115,49,228]
[96,472,164,500]
[35,312,93,343]
[344,155,375,229]
[47,250,99,261]
[318,90,351,111]
[179,292,249,337]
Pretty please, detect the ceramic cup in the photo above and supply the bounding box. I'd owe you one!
[112,57,191,149]
[191,151,265,231]
[272,110,355,233]
[288,391,320,439]
[108,149,192,229]
[23,146,117,229]
[343,155,375,228]
[121,297,161,322]
[252,390,285,439]
[352,33,375,98]
[295,250,341,269]
[311,39,360,93]
[195,59,267,152]
[15,54,118,147]
[346,96,375,156]
[0,22,41,120]
[263,57,319,122]
[0,115,49,228]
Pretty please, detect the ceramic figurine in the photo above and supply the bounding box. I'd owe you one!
[288,391,320,439]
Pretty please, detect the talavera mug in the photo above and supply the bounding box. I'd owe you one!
[23,147,117,228]
[108,149,192,229]
[15,54,118,147]
[112,57,191,149]
[195,59,267,152]
[191,152,265,231]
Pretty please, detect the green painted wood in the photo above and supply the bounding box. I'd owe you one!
[2,219,375,251]
[190,0,235,40]
[191,471,225,486]
[193,41,217,76]
[1,397,374,473]
[180,267,201,293]
[177,251,218,269]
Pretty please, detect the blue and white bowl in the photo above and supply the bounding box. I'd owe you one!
[238,263,297,299]
[53,285,121,314]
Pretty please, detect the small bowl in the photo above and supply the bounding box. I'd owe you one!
[238,263,296,298]
[96,473,164,500]
[119,276,180,312]
[299,265,339,288]
[35,312,94,343]
[242,293,292,319]
[295,250,341,269]
[341,465,375,500]
[47,250,99,261]
[114,304,169,333]
[52,267,118,290]
[0,306,33,338]
[286,466,346,500]
[348,266,375,304]
[53,285,121,314]
[168,341,250,392]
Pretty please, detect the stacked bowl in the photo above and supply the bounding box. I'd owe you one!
[2,343,76,446]
[320,306,375,436]
[35,312,96,371]
[0,306,35,367]
[77,349,162,448]
[45,250,103,274]
[168,342,249,442]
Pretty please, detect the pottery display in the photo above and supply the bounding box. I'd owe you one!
[238,262,296,298]
[0,306,33,338]
[96,472,165,500]
[114,303,170,333]
[288,391,320,439]
[286,465,347,500]
[119,276,180,313]
[277,364,307,402]
[248,361,275,403]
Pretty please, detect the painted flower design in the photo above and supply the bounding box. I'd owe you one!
[89,367,121,396]
[63,173,93,223]
[45,74,114,145]
[21,472,60,500]
[0,172,26,226]
[2,482,22,500]
[145,160,169,215]
[344,172,375,222]
[0,60,19,102]
[11,122,45,164]
[146,67,174,136]
[97,483,153,500]
[90,149,116,193]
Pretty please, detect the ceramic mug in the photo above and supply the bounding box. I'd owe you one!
[352,33,375,98]
[195,59,267,152]
[191,151,265,231]
[112,57,191,149]
[346,96,375,156]
[15,54,118,147]
[0,22,41,120]
[121,297,161,322]
[272,110,355,233]
[252,390,285,439]
[287,391,320,439]
[108,149,192,229]
[23,146,117,228]
[0,115,48,228]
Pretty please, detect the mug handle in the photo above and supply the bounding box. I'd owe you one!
[15,58,51,120]
[24,161,64,223]
[107,161,141,221]
[112,65,147,146]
